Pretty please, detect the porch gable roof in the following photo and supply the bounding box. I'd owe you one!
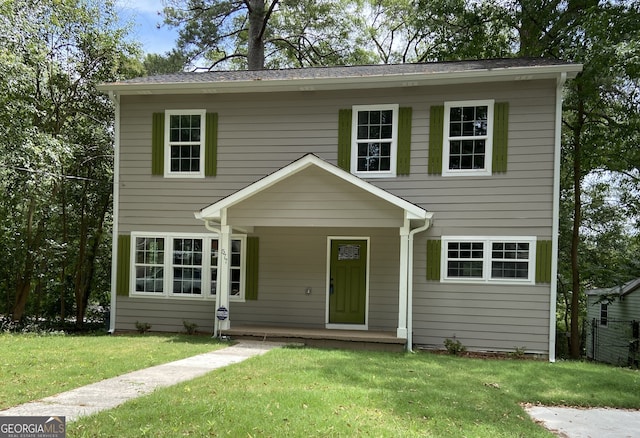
[194,154,430,224]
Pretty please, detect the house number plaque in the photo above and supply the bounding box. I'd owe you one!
[338,244,360,260]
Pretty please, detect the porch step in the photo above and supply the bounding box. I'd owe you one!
[221,325,406,352]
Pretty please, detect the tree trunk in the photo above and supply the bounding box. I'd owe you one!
[60,174,68,320]
[247,0,266,70]
[12,280,31,322]
[74,186,111,327]
[517,0,547,57]
[12,198,37,321]
[73,181,89,328]
[570,89,586,359]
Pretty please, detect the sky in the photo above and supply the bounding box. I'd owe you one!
[115,1,179,55]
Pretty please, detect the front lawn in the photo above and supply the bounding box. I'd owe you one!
[69,347,640,438]
[0,333,223,409]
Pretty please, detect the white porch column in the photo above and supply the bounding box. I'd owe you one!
[217,224,232,331]
[397,223,410,339]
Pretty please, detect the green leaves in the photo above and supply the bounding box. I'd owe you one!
[0,0,141,323]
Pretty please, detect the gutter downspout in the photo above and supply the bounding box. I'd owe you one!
[204,219,222,338]
[549,72,567,362]
[108,91,120,333]
[406,214,433,352]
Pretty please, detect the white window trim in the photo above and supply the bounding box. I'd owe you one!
[225,234,247,300]
[164,109,207,179]
[441,236,536,285]
[350,104,399,178]
[129,232,246,301]
[599,303,608,327]
[442,100,494,177]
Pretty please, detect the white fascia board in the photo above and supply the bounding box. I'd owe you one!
[194,154,429,222]
[99,64,583,96]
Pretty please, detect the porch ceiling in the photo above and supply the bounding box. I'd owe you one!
[195,154,431,228]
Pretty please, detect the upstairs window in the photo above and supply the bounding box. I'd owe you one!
[164,110,206,178]
[442,100,494,177]
[351,104,399,178]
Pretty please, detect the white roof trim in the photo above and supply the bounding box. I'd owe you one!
[100,64,583,96]
[195,154,430,222]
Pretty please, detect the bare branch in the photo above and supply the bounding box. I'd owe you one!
[259,0,280,41]
[201,52,247,71]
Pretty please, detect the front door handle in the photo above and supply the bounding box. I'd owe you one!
[330,278,334,295]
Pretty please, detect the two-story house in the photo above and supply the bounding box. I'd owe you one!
[99,58,582,360]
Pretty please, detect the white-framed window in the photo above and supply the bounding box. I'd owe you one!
[134,237,165,294]
[172,237,204,296]
[441,236,536,284]
[351,104,399,178]
[600,303,608,327]
[209,235,246,299]
[442,100,494,177]
[164,109,206,178]
[131,232,245,300]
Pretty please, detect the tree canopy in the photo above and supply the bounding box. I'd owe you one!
[0,0,142,326]
[1,0,638,356]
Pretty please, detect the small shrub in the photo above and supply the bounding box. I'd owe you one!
[444,337,466,355]
[135,321,151,334]
[183,320,198,335]
[510,346,527,359]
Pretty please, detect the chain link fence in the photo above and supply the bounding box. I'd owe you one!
[586,318,639,368]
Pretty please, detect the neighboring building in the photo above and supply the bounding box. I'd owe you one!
[99,59,582,360]
[586,279,640,367]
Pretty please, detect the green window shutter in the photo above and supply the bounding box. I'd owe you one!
[151,113,164,176]
[536,240,553,284]
[116,234,131,296]
[337,109,352,171]
[492,102,509,173]
[428,106,444,175]
[426,239,442,281]
[205,112,218,177]
[245,237,259,300]
[397,107,412,176]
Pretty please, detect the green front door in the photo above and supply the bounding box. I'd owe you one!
[329,239,367,325]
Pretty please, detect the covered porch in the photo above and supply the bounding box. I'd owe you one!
[195,154,433,350]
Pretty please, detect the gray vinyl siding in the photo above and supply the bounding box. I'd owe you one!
[116,298,216,333]
[231,227,399,331]
[116,79,557,353]
[412,233,551,353]
[585,291,640,365]
[117,80,556,235]
[227,167,404,228]
[116,227,400,332]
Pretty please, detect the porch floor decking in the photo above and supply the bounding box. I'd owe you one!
[220,325,406,352]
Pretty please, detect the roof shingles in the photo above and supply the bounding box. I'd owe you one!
[110,58,576,86]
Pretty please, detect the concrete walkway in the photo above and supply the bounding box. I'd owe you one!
[2,341,639,437]
[0,341,282,422]
[525,405,640,438]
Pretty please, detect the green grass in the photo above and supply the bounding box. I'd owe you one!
[0,332,223,409]
[68,348,640,438]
